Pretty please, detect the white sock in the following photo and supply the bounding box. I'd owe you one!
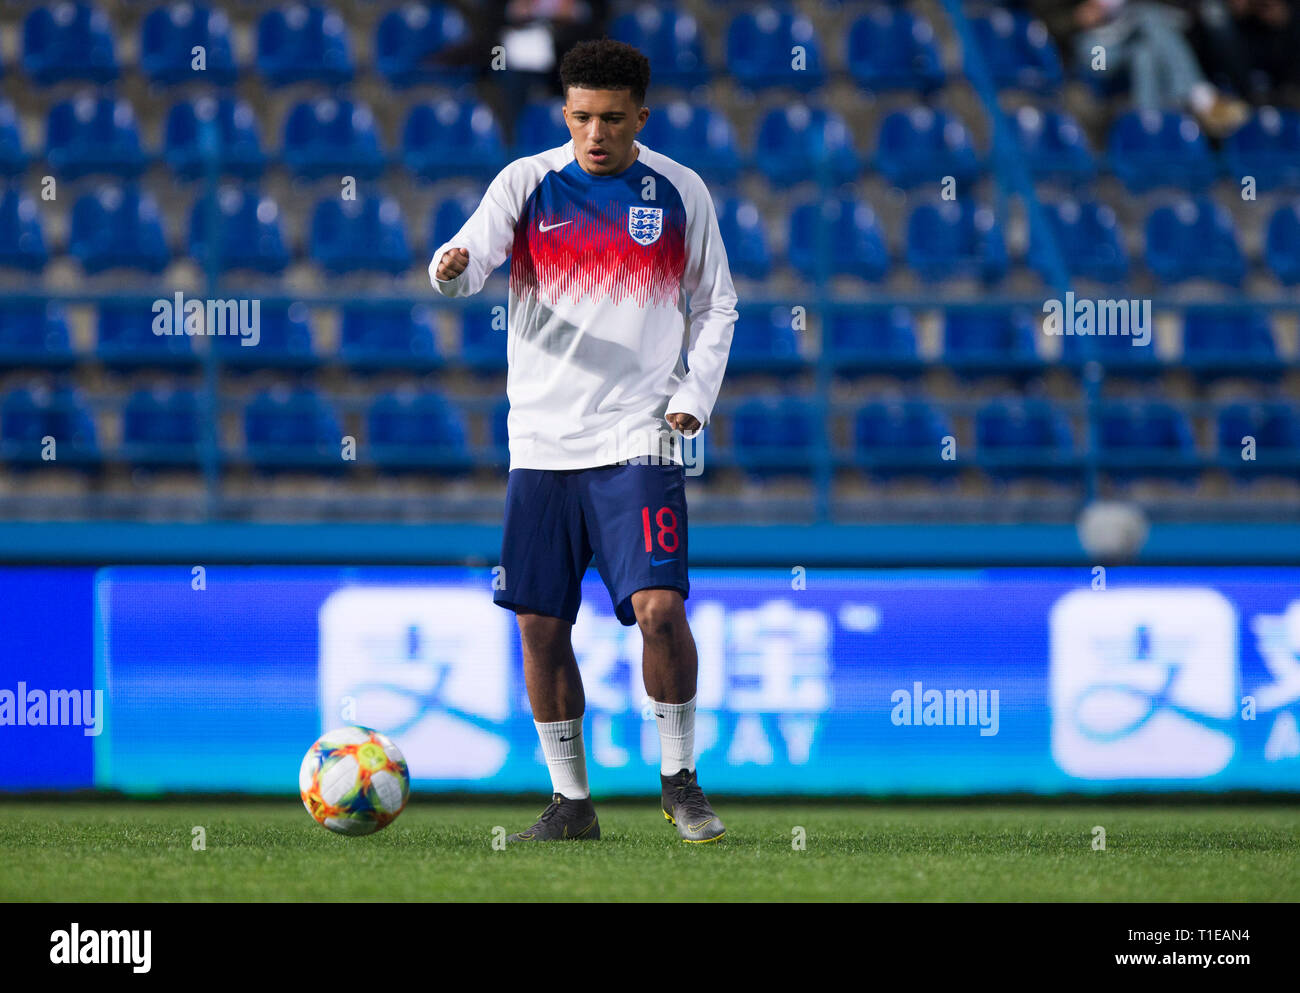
[534,717,589,799]
[653,696,696,776]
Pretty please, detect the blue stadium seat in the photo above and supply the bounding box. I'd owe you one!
[1181,307,1281,377]
[459,302,508,372]
[875,107,980,188]
[243,387,343,471]
[0,386,99,466]
[0,189,49,271]
[726,6,825,91]
[788,198,889,281]
[375,3,473,87]
[968,9,1062,92]
[1107,111,1216,192]
[727,306,804,372]
[45,95,146,178]
[825,307,920,373]
[943,308,1040,373]
[1009,106,1095,182]
[368,390,473,474]
[256,4,353,86]
[513,101,566,156]
[428,192,483,255]
[339,304,439,371]
[975,398,1075,477]
[1059,321,1163,377]
[98,302,196,368]
[69,186,169,274]
[310,197,412,275]
[0,101,28,176]
[22,2,118,84]
[905,201,1008,283]
[754,106,859,187]
[611,5,708,88]
[638,103,739,179]
[164,97,266,179]
[403,100,506,180]
[0,302,74,368]
[1217,403,1300,475]
[121,387,201,467]
[846,9,943,93]
[140,3,236,85]
[284,98,385,180]
[714,195,771,280]
[1144,198,1245,285]
[1030,199,1127,283]
[1223,107,1300,191]
[1097,402,1198,478]
[1265,203,1300,284]
[213,301,317,369]
[189,187,290,274]
[731,397,819,476]
[853,399,954,477]
[490,398,510,460]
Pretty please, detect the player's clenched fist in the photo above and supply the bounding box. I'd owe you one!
[436,247,469,281]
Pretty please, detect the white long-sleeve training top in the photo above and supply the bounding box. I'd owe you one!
[430,139,738,470]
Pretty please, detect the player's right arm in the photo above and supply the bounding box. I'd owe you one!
[429,161,524,298]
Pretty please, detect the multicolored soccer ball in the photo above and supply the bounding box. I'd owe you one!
[299,726,410,836]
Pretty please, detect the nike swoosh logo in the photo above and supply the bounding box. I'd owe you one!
[650,556,676,566]
[688,817,715,833]
[558,733,580,742]
[538,220,572,232]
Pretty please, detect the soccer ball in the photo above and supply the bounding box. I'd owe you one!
[299,726,410,836]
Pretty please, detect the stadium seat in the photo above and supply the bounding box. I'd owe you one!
[0,101,29,176]
[637,103,739,179]
[459,302,508,373]
[243,386,343,471]
[727,306,804,372]
[22,2,118,84]
[69,186,169,274]
[1222,107,1300,191]
[0,302,74,368]
[140,3,237,85]
[874,107,980,189]
[98,302,196,368]
[852,399,954,477]
[1144,198,1245,285]
[428,192,483,256]
[0,386,99,466]
[213,301,317,369]
[1217,403,1300,475]
[367,390,473,474]
[610,5,709,89]
[1097,401,1198,478]
[0,189,49,272]
[375,3,473,87]
[975,398,1076,477]
[309,197,412,275]
[45,95,146,178]
[726,6,825,91]
[189,187,290,274]
[1029,199,1128,283]
[490,398,511,460]
[513,101,567,157]
[283,98,385,180]
[1009,107,1095,182]
[905,201,1008,283]
[164,97,266,179]
[1264,202,1300,284]
[731,397,820,476]
[825,306,921,373]
[256,3,353,86]
[846,9,943,93]
[967,9,1062,92]
[787,198,889,281]
[1181,307,1282,377]
[1059,321,1163,377]
[754,106,859,187]
[339,304,439,371]
[943,308,1041,373]
[1107,111,1216,192]
[121,387,201,467]
[403,100,506,180]
[714,195,771,280]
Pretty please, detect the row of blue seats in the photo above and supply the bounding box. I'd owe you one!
[15,2,1047,95]
[4,385,1297,478]
[0,299,1291,376]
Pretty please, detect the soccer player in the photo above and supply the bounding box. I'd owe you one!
[430,39,737,843]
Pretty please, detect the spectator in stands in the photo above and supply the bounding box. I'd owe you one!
[1032,0,1250,136]
[1189,0,1300,103]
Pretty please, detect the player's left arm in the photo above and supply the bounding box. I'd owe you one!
[666,173,738,438]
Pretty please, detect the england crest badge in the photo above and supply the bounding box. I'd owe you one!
[628,205,663,246]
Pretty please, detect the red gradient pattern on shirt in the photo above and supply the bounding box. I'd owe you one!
[510,205,687,308]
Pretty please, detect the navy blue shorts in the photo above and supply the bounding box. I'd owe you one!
[494,462,689,626]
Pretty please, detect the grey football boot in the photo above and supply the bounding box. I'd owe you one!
[507,793,600,842]
[661,768,726,843]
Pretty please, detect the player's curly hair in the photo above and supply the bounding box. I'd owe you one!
[559,39,651,106]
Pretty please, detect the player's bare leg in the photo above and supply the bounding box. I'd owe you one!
[632,588,726,842]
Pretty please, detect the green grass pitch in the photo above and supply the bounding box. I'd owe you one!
[2,800,1296,902]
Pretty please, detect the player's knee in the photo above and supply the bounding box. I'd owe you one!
[516,611,570,650]
[633,591,684,642]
